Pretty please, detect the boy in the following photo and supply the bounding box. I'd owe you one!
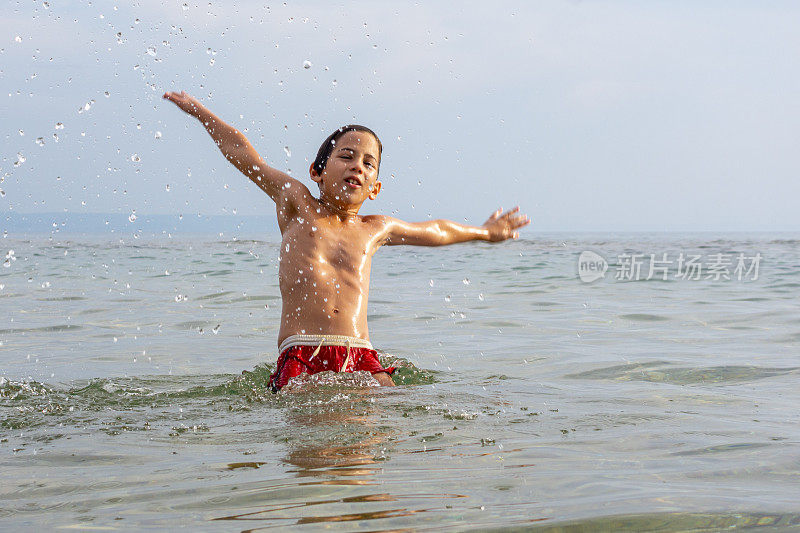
[163,91,530,390]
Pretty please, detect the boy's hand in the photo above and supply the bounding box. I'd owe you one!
[482,207,530,241]
[162,90,204,118]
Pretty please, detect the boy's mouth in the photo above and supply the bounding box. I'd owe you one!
[344,177,362,188]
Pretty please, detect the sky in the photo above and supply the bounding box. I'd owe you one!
[1,1,799,233]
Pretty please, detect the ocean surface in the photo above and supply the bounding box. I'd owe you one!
[1,233,799,531]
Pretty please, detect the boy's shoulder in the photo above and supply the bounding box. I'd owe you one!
[359,214,400,244]
[278,179,317,211]
[360,214,394,229]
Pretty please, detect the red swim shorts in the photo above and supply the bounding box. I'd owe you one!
[268,337,395,392]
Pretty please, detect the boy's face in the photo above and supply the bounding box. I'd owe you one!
[310,131,382,207]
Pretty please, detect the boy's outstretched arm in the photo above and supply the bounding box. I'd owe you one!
[162,91,299,202]
[381,207,530,246]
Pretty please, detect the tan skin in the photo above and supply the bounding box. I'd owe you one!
[163,91,530,387]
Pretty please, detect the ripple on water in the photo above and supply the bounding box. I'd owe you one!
[0,324,83,334]
[532,511,800,531]
[618,313,669,322]
[195,291,236,300]
[566,362,799,385]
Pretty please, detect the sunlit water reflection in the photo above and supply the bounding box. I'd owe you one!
[1,233,799,530]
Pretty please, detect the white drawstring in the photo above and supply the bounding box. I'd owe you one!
[341,338,352,372]
[307,338,324,361]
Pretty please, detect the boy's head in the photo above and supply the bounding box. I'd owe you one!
[312,125,382,176]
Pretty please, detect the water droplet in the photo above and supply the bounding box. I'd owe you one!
[18,129,24,136]
[154,131,162,139]
[128,212,137,222]
[209,58,215,66]
[429,279,434,287]
[165,184,170,192]
[182,2,188,10]
[14,36,22,43]
[104,91,110,98]
[35,137,44,146]
[212,324,220,335]
[302,60,312,69]
[478,293,484,301]
[444,295,451,302]
[283,146,291,157]
[55,122,64,130]
[130,153,140,162]
[331,79,337,86]
[52,133,59,142]
[462,278,470,285]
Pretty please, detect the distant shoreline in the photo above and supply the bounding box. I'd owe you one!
[1,212,279,236]
[2,213,798,238]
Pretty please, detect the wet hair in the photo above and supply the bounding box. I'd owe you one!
[312,125,382,176]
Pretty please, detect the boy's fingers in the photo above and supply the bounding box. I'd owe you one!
[509,215,530,229]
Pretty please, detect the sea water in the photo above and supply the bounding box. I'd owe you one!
[1,233,799,530]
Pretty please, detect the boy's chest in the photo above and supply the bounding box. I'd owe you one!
[282,218,376,267]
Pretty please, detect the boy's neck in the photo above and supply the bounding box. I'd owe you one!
[318,195,363,220]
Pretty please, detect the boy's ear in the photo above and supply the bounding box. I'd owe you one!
[309,164,322,184]
[368,180,382,200]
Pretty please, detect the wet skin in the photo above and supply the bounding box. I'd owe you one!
[163,91,530,387]
[277,131,385,345]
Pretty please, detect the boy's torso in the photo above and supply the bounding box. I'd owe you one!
[275,190,388,345]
